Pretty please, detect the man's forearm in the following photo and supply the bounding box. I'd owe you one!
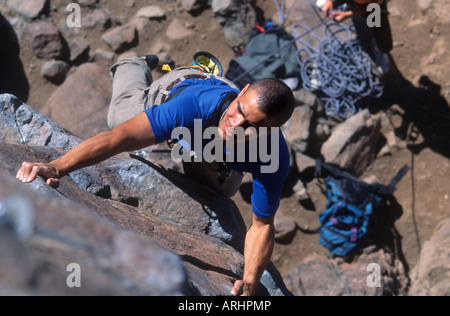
[50,112,156,179]
[242,216,275,295]
[50,129,129,178]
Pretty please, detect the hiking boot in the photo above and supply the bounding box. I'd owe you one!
[141,54,159,71]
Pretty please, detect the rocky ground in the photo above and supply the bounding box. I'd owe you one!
[0,0,449,296]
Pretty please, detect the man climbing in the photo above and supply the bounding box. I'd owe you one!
[16,54,295,296]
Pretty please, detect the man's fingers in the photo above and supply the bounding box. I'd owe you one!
[231,281,244,296]
[17,162,32,182]
[47,178,60,189]
[27,165,40,182]
[21,163,38,183]
[16,162,26,179]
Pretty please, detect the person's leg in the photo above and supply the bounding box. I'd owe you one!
[372,2,393,54]
[352,3,393,75]
[107,56,153,129]
[352,15,376,60]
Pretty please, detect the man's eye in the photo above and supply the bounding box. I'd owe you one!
[237,105,244,116]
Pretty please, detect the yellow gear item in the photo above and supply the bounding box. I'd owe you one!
[195,56,219,76]
[193,51,223,77]
[161,52,223,76]
[162,64,173,72]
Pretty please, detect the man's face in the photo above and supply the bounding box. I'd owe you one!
[218,85,269,141]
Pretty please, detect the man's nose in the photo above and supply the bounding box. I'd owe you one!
[230,114,246,128]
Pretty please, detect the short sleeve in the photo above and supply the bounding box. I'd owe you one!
[250,132,290,219]
[145,93,200,144]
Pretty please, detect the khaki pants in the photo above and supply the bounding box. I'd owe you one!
[107,57,243,198]
[107,57,152,129]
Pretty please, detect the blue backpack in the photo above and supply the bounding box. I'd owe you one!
[312,160,409,257]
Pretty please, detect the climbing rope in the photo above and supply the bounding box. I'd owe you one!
[293,21,384,118]
[276,0,385,119]
[274,0,300,26]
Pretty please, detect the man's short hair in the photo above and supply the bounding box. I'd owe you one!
[249,78,295,128]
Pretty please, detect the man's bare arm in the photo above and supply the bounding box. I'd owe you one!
[17,112,156,187]
[231,214,275,296]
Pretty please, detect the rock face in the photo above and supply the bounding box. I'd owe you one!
[0,94,82,150]
[0,168,189,296]
[0,93,291,296]
[285,245,409,296]
[409,217,450,296]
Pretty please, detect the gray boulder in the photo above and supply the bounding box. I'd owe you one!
[102,24,138,54]
[28,21,67,60]
[69,37,90,64]
[7,0,50,19]
[180,0,209,14]
[321,110,382,176]
[410,217,450,296]
[285,245,409,296]
[75,0,98,7]
[211,0,256,48]
[81,8,121,31]
[40,60,70,84]
[283,105,314,154]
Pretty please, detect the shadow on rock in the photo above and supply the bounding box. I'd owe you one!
[0,14,29,102]
[371,195,410,276]
[128,154,247,253]
[374,57,450,159]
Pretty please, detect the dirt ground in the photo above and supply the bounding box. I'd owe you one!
[233,0,450,281]
[5,0,450,290]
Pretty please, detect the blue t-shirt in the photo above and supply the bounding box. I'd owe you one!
[145,78,290,219]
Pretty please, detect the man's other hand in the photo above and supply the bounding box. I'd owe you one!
[329,10,353,22]
[231,279,258,297]
[322,0,334,17]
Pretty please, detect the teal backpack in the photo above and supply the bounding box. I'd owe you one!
[312,160,409,257]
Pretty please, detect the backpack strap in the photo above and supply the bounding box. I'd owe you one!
[388,165,410,191]
[216,92,238,124]
[215,92,238,184]
[145,66,239,109]
[363,164,410,196]
[315,158,367,188]
[315,158,409,196]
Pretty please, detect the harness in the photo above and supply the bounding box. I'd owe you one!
[144,66,239,109]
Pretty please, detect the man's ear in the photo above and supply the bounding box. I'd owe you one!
[239,84,251,96]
